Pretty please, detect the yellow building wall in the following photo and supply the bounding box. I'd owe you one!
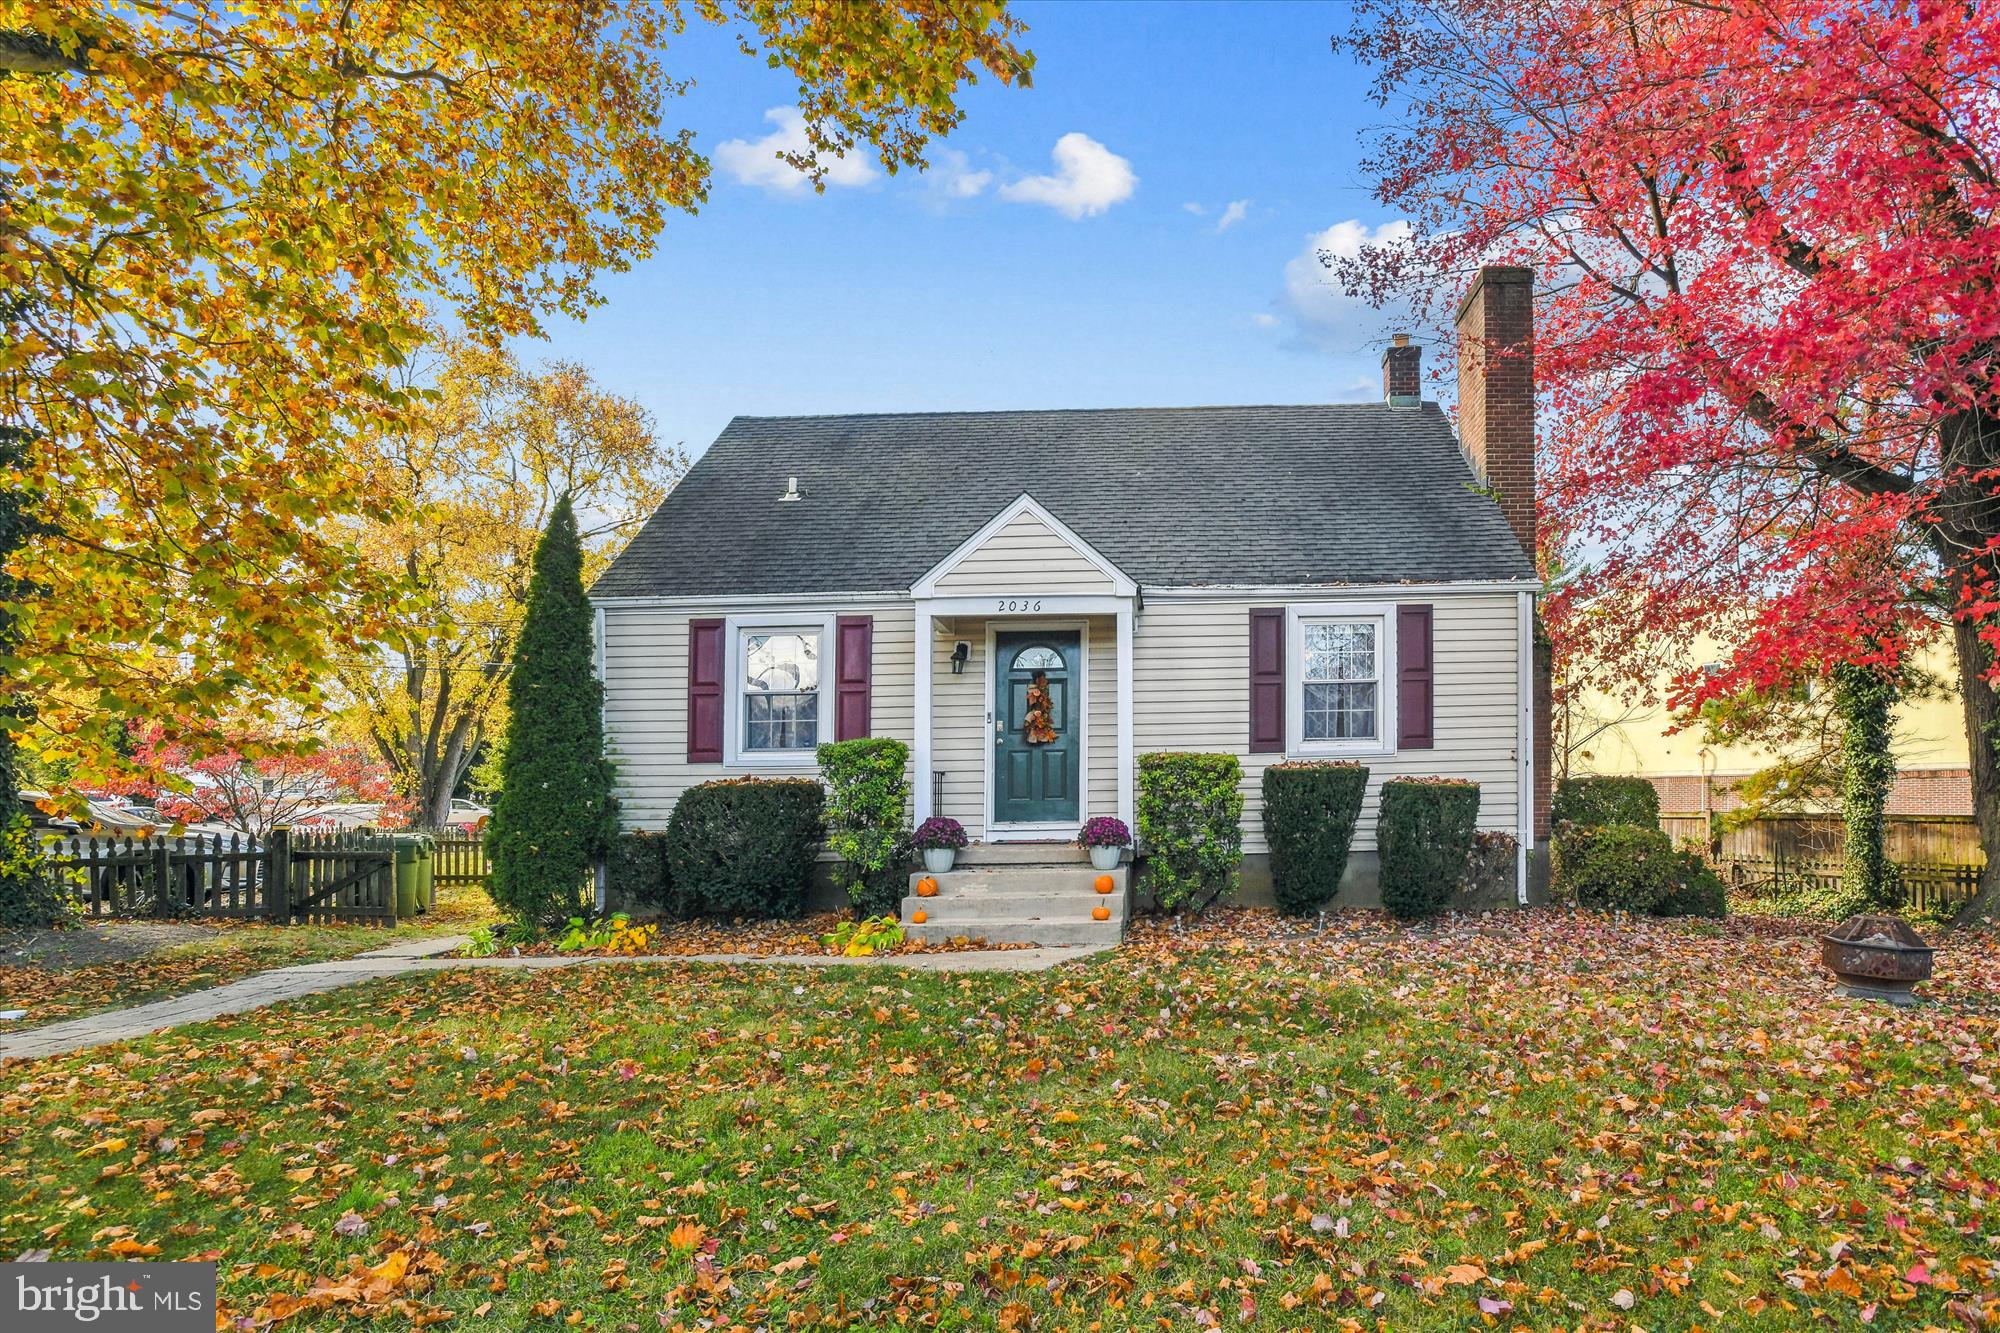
[1571,639,1968,779]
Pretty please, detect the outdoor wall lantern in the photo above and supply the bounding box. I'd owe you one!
[950,641,970,675]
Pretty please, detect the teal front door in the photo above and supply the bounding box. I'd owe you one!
[993,631,1081,826]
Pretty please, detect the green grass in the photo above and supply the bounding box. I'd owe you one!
[1,912,1996,1329]
[0,884,497,1029]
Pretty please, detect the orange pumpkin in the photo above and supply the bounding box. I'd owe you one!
[916,877,939,898]
[1091,904,1111,922]
[1093,874,1115,894]
[911,908,928,924]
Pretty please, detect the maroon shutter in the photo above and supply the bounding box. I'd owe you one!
[1248,608,1285,753]
[687,617,725,763]
[1397,604,1434,749]
[834,615,873,740]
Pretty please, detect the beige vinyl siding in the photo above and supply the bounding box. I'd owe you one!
[599,601,915,830]
[1132,594,1521,853]
[930,619,988,838]
[932,510,1115,595]
[930,615,1117,840]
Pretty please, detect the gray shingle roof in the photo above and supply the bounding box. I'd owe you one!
[592,403,1535,598]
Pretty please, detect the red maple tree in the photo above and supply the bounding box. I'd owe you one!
[101,728,398,838]
[1334,0,2000,914]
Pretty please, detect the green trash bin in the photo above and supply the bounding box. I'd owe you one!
[392,834,422,920]
[415,834,435,913]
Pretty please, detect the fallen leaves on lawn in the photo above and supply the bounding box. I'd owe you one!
[2,908,1998,1330]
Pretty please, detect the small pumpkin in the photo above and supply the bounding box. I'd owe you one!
[916,877,939,898]
[1091,904,1111,922]
[1093,874,1115,895]
[911,908,928,924]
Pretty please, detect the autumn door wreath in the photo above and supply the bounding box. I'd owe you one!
[1023,671,1059,745]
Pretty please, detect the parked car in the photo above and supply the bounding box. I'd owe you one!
[447,799,491,832]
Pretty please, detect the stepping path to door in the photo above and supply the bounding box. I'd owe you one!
[0,936,1111,1064]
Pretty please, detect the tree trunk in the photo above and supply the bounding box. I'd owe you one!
[1950,617,2000,921]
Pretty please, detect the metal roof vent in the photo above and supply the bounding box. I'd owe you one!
[778,474,802,502]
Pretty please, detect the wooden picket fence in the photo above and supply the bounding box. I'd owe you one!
[421,829,490,888]
[45,826,397,924]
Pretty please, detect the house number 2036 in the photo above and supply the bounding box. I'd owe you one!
[996,598,1043,612]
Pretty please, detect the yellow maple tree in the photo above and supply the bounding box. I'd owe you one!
[333,341,681,827]
[0,1,1030,789]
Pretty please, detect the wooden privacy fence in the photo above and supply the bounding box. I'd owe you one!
[46,826,397,924]
[1660,813,1983,913]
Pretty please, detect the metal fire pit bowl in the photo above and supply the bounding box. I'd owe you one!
[1821,914,1935,1006]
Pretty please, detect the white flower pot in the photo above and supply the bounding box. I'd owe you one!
[922,847,957,873]
[1088,844,1124,871]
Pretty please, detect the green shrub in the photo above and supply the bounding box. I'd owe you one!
[1261,761,1368,915]
[817,738,910,917]
[1657,849,1728,918]
[665,778,824,918]
[1552,823,1675,912]
[1377,778,1480,920]
[0,816,71,929]
[1551,776,1660,831]
[606,830,674,915]
[1137,752,1244,915]
[485,495,617,927]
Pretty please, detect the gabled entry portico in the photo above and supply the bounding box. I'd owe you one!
[910,494,1137,842]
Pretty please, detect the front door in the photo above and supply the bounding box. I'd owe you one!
[993,631,1081,827]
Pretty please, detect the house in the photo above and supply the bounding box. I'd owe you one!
[592,265,1550,933]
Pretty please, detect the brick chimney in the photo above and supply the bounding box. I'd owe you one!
[1454,265,1535,557]
[1381,333,1421,407]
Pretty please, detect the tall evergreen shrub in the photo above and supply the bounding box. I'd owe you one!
[484,494,616,927]
[0,424,61,928]
[1261,761,1368,914]
[1377,778,1480,920]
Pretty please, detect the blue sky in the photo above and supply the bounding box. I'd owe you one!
[535,1,1421,461]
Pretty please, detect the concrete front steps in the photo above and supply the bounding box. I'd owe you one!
[902,843,1129,948]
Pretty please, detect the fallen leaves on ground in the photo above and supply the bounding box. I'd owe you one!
[2,908,1997,1330]
[501,912,1029,958]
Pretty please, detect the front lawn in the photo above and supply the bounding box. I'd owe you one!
[2,911,1996,1329]
[0,884,497,1030]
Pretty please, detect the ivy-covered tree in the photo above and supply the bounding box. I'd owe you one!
[0,421,58,928]
[483,495,615,927]
[1833,661,1900,913]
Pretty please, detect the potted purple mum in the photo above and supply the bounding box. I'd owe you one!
[911,815,969,873]
[1077,816,1132,870]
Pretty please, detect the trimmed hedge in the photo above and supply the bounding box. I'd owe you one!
[1137,752,1243,915]
[1261,761,1368,915]
[664,777,824,918]
[1551,824,1725,918]
[1378,778,1480,920]
[818,738,910,917]
[606,830,674,915]
[1551,776,1660,831]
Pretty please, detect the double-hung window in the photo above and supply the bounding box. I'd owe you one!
[725,616,832,764]
[1287,605,1394,755]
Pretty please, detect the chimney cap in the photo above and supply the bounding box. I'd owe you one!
[1391,332,1410,347]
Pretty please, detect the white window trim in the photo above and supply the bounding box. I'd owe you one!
[723,612,835,768]
[1286,602,1397,758]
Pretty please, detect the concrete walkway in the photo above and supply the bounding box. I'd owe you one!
[0,937,1108,1064]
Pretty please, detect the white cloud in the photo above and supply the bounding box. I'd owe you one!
[1182,201,1205,216]
[1215,199,1251,233]
[714,107,877,194]
[999,133,1136,219]
[1281,218,1416,350]
[1251,312,1280,329]
[928,148,992,200]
